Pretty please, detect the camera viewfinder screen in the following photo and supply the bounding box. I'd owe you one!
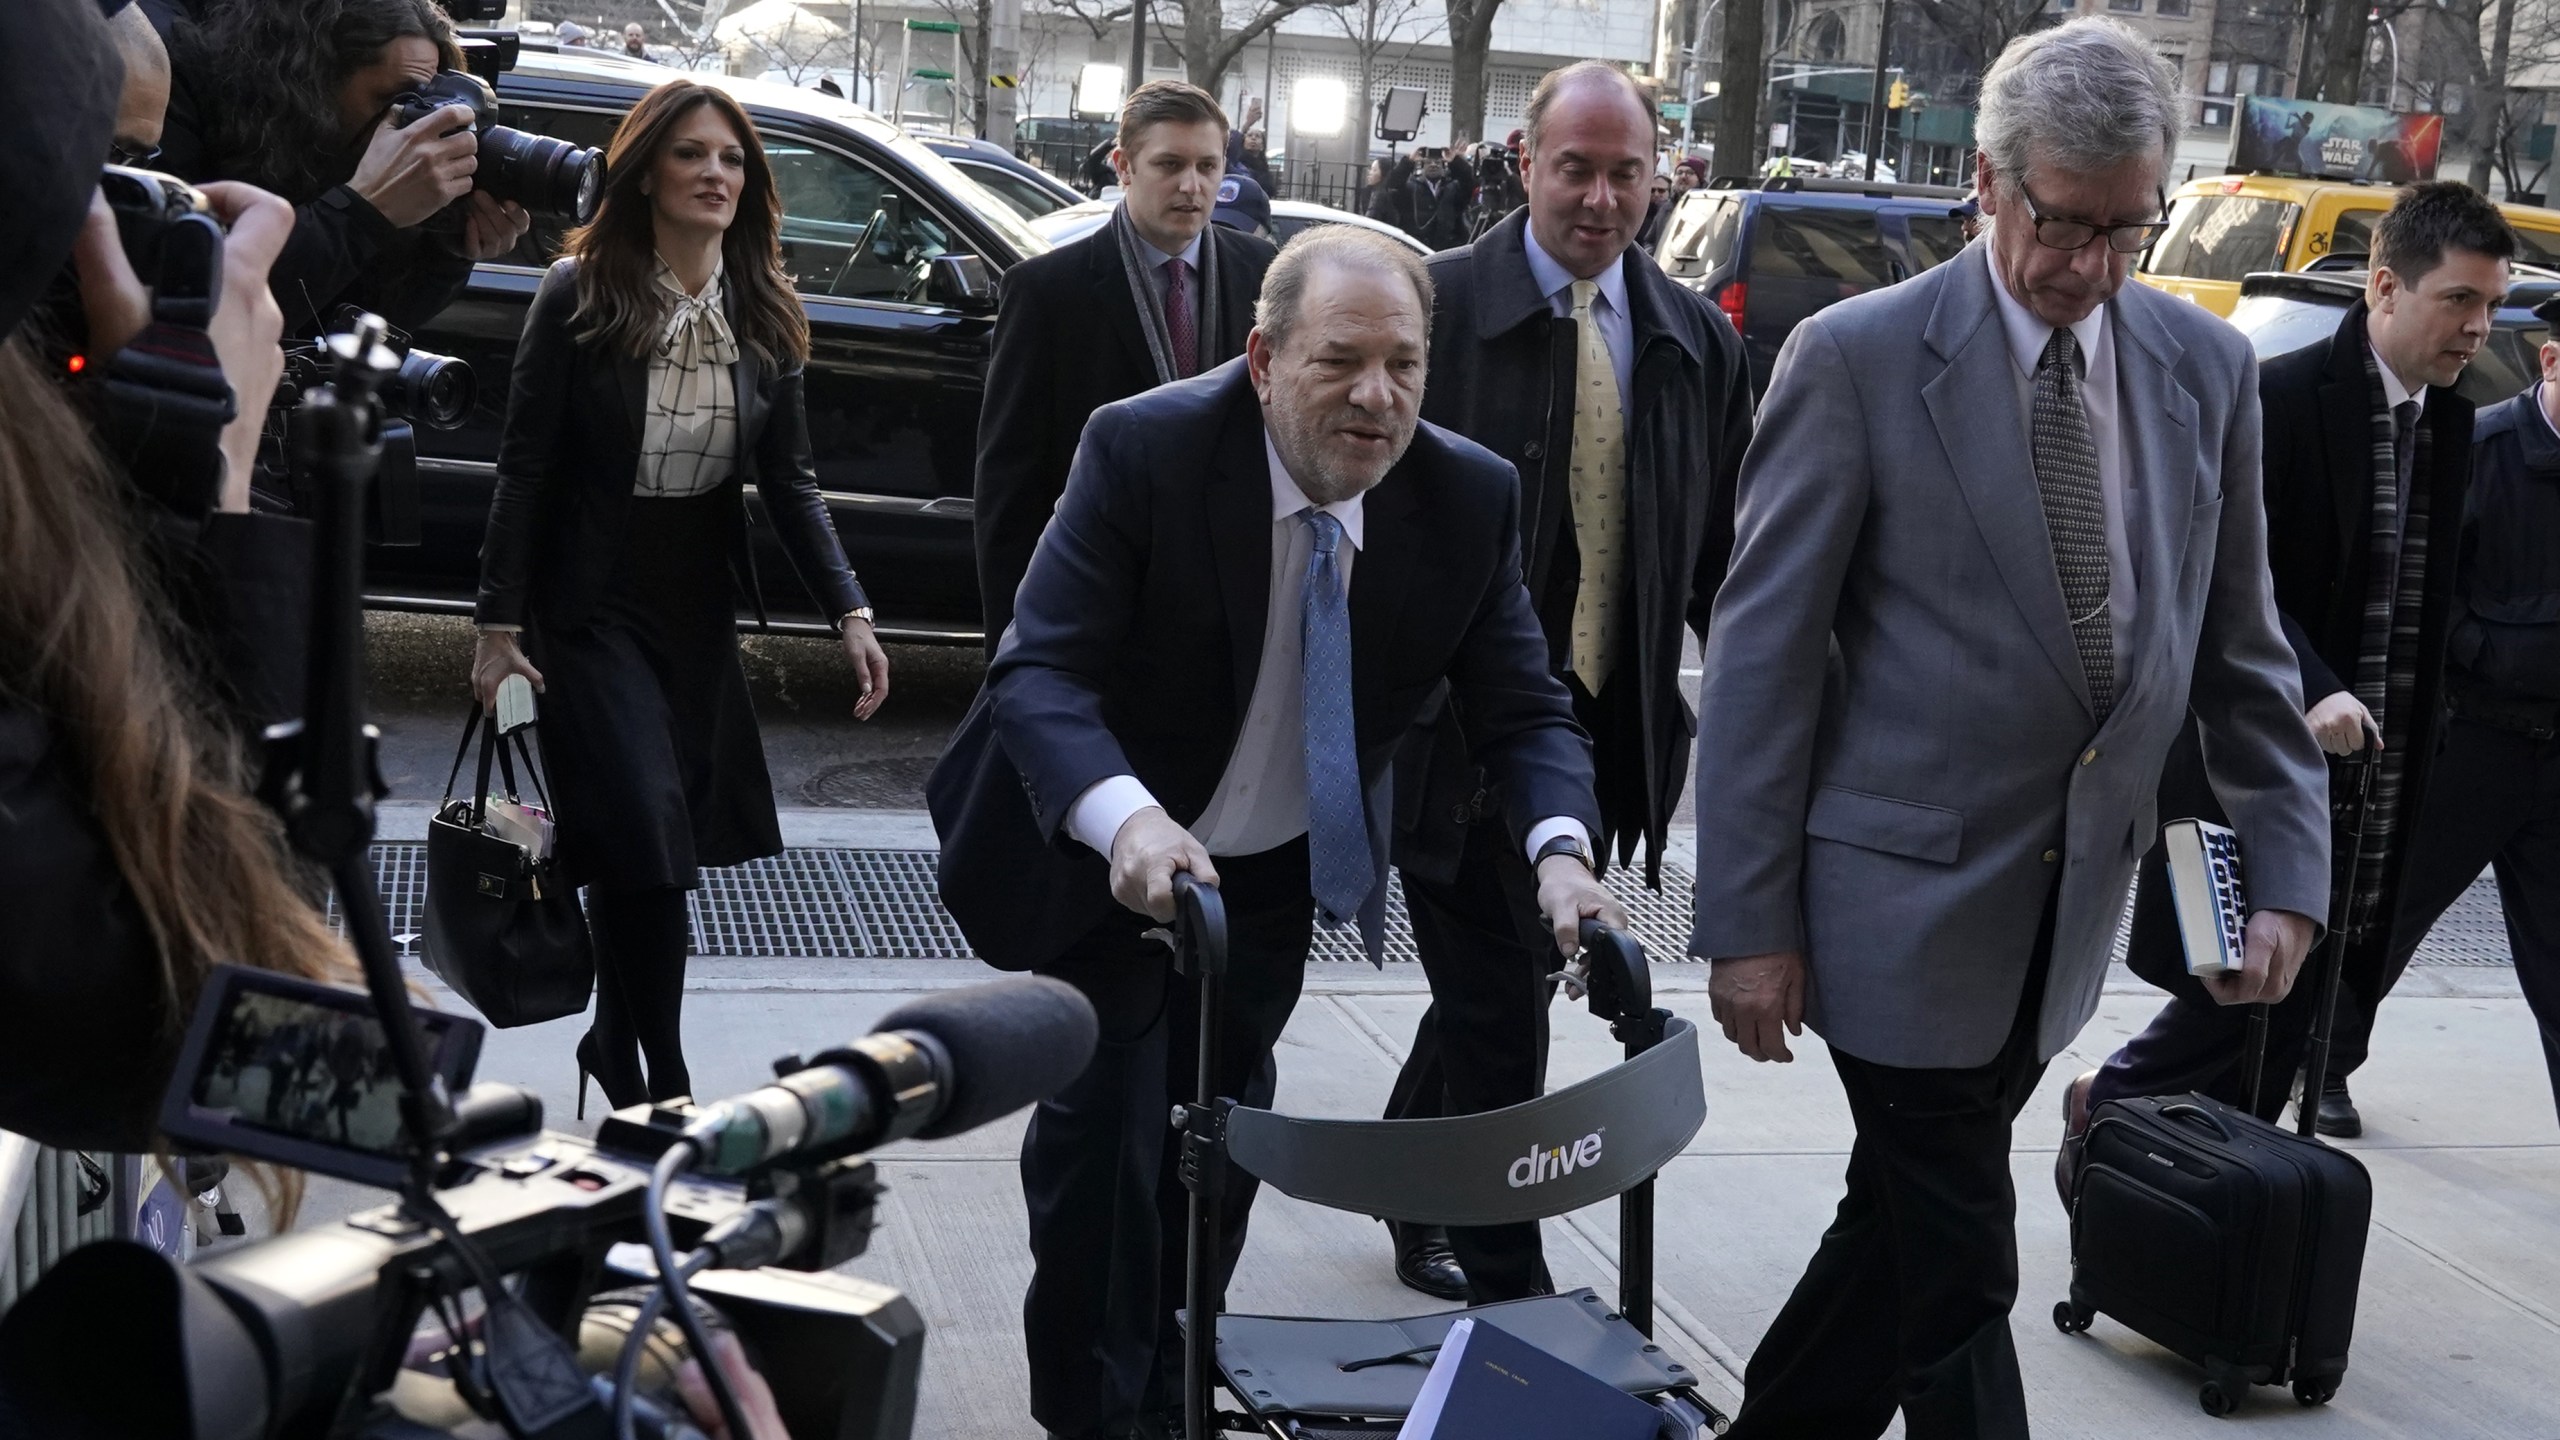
[191,991,421,1156]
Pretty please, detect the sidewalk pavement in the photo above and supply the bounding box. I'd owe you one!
[370,808,2560,1438]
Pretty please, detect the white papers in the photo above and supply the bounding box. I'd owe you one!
[1396,1317,1474,1440]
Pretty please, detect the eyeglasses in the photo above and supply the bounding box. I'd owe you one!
[2018,180,2169,254]
[108,140,163,169]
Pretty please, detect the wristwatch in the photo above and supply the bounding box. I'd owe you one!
[833,607,876,632]
[1533,833,1595,873]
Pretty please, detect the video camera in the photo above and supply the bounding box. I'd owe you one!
[266,313,474,548]
[0,311,1102,1439]
[0,964,1099,1439]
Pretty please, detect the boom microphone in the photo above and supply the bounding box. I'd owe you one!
[653,976,1099,1175]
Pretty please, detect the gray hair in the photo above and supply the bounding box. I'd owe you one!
[1975,17,2182,192]
[1522,61,1650,159]
[1255,225,1434,353]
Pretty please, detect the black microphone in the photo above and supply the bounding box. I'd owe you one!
[671,976,1099,1175]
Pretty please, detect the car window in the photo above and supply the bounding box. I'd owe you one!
[761,137,968,303]
[2326,206,2383,262]
[956,161,1070,219]
[489,104,623,267]
[2461,320,2547,407]
[1902,213,1969,273]
[2147,195,2300,283]
[1660,194,1740,277]
[2510,225,2560,270]
[1749,202,1894,286]
[882,130,1049,258]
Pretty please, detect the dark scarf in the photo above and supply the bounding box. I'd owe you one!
[1110,205,1220,387]
[2343,343,2431,938]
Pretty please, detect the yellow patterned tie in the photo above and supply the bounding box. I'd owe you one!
[1567,279,1626,694]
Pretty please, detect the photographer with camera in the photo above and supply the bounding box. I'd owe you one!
[153,0,531,337]
[0,0,355,1157]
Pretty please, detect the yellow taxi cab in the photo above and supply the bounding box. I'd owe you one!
[2135,172,2560,316]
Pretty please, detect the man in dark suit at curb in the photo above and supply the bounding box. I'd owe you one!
[2072,182,2514,1155]
[1377,60,1754,1306]
[927,227,1622,1440]
[972,80,1277,653]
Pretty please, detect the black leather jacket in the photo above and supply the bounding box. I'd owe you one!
[476,259,865,631]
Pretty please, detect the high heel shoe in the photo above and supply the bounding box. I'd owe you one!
[575,1029,645,1119]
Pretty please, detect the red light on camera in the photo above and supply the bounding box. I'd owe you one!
[65,354,86,375]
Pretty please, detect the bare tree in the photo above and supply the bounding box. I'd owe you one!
[724,5,857,86]
[1898,0,2055,102]
[1437,0,1507,145]
[1162,0,1355,92]
[1711,0,1766,181]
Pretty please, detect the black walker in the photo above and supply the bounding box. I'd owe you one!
[1166,874,1728,1438]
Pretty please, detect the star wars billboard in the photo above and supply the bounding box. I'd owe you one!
[2229,97,2443,184]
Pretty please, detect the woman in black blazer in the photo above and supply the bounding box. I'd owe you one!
[471,79,889,1112]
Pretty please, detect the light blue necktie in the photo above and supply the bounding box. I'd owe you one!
[1300,509,1372,924]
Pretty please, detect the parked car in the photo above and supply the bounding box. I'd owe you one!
[1027,196,1431,253]
[2223,266,2556,408]
[1015,114,1116,190]
[2137,172,2560,317]
[914,133,1084,220]
[387,48,1053,645]
[1656,175,1973,394]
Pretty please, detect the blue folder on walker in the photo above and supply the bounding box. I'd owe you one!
[1395,1316,1663,1440]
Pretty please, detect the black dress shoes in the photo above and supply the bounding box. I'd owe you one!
[2314,1073,2363,1138]
[1389,1219,1469,1302]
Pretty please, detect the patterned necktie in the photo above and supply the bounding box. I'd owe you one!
[2392,399,2420,504]
[1567,279,1627,694]
[2031,327,2115,721]
[1164,257,1198,378]
[1300,509,1372,925]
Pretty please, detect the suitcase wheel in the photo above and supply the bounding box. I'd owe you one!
[2199,1381,2240,1418]
[2050,1301,2093,1335]
[2293,1377,2338,1408]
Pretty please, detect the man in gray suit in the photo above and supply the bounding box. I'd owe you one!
[1687,19,2332,1438]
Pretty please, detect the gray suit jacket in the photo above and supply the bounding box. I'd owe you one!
[1687,244,2331,1069]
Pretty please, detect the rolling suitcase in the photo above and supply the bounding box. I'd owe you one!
[2056,749,2378,1418]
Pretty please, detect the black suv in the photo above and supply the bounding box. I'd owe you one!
[381,49,1053,645]
[1656,176,1972,394]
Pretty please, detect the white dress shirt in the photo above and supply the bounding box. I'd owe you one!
[1063,437,1592,867]
[1521,224,1635,402]
[1986,244,2136,677]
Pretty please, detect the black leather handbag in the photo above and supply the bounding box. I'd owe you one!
[421,708,594,1028]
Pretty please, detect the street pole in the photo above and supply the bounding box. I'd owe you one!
[1863,0,1893,180]
[951,28,963,133]
[897,22,912,124]
[1129,0,1149,102]
[988,0,1021,146]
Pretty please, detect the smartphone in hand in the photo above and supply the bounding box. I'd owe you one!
[495,673,537,735]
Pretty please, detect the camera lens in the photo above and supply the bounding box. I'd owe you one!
[385,348,475,429]
[476,126,606,227]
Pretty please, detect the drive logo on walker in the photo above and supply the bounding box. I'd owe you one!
[1506,1128,1604,1188]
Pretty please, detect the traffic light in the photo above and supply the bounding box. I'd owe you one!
[1888,77,1910,110]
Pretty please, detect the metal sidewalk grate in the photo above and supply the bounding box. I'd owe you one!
[341,845,2518,968]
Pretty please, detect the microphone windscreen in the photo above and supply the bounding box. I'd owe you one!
[878,976,1099,1139]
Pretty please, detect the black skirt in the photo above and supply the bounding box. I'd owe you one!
[526,489,780,892]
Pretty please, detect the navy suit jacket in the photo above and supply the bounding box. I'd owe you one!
[928,359,1598,971]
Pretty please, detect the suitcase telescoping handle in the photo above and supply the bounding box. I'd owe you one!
[2241,744,2380,1135]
